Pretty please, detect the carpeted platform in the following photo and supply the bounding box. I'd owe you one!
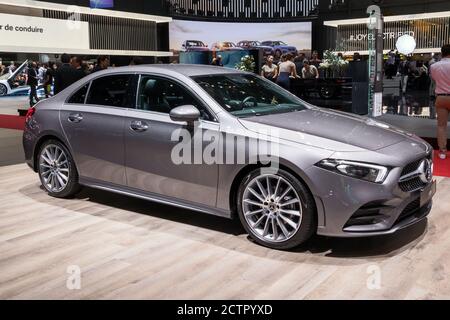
[0,115,25,131]
[433,150,450,178]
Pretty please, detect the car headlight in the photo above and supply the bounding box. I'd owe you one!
[316,159,389,183]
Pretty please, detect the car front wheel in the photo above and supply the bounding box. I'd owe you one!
[38,140,81,198]
[237,169,316,250]
[0,84,7,96]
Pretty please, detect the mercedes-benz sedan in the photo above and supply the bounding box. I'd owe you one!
[23,65,435,249]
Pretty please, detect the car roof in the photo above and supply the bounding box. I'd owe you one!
[97,64,242,77]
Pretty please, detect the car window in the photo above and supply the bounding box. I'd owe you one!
[67,83,89,104]
[137,75,215,121]
[86,74,134,108]
[193,73,308,118]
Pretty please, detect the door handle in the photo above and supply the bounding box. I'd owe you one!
[130,120,149,132]
[68,113,83,123]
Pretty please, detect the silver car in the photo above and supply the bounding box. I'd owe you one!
[23,65,436,249]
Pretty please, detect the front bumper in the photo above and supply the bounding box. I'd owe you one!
[305,164,434,237]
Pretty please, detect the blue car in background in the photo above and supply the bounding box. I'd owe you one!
[261,41,297,58]
[236,41,274,56]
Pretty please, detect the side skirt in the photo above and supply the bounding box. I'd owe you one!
[79,177,232,219]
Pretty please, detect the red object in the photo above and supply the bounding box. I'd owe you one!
[0,115,25,131]
[25,107,35,123]
[433,150,450,178]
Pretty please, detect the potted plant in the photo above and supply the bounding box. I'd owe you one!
[319,50,349,78]
[235,55,255,73]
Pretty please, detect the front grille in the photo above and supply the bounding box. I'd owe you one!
[399,178,427,192]
[401,158,423,177]
[398,153,432,192]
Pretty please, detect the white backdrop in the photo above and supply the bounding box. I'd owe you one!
[0,13,90,52]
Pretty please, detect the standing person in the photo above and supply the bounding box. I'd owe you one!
[385,50,396,79]
[44,62,55,98]
[302,60,319,79]
[91,55,110,73]
[429,53,442,119]
[399,57,412,94]
[260,55,278,82]
[54,54,85,94]
[430,44,450,160]
[71,56,87,78]
[8,61,16,75]
[38,63,47,85]
[310,50,322,68]
[294,53,306,76]
[353,52,362,62]
[211,55,223,67]
[27,61,39,107]
[276,53,298,91]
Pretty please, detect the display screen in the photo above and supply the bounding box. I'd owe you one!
[169,19,312,55]
[90,0,114,9]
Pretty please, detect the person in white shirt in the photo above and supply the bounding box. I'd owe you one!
[38,64,47,85]
[301,60,319,79]
[430,44,450,159]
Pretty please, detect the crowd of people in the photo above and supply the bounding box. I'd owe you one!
[260,51,322,91]
[0,54,111,107]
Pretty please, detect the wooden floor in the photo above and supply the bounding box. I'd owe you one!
[0,163,449,299]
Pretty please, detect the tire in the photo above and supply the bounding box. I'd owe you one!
[236,168,316,250]
[0,84,7,96]
[37,139,81,198]
[319,85,336,99]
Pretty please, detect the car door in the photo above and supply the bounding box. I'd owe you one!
[60,73,137,186]
[124,74,219,207]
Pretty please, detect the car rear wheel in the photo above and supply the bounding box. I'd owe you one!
[38,140,81,198]
[0,84,7,96]
[237,169,316,250]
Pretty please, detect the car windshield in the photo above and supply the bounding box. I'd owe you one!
[252,41,261,46]
[222,42,234,47]
[192,74,309,118]
[187,41,204,47]
[274,41,287,46]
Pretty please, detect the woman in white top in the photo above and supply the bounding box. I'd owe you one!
[276,53,298,91]
[260,55,278,82]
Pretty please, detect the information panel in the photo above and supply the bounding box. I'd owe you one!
[0,13,90,51]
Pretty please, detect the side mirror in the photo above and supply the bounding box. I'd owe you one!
[170,105,200,123]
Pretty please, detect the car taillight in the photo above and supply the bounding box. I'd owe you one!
[25,107,36,122]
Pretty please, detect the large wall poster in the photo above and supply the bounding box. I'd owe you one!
[170,19,312,61]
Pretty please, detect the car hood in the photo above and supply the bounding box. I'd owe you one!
[188,46,209,50]
[238,108,423,152]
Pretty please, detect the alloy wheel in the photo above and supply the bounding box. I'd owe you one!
[0,84,7,96]
[242,174,303,243]
[39,144,70,193]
